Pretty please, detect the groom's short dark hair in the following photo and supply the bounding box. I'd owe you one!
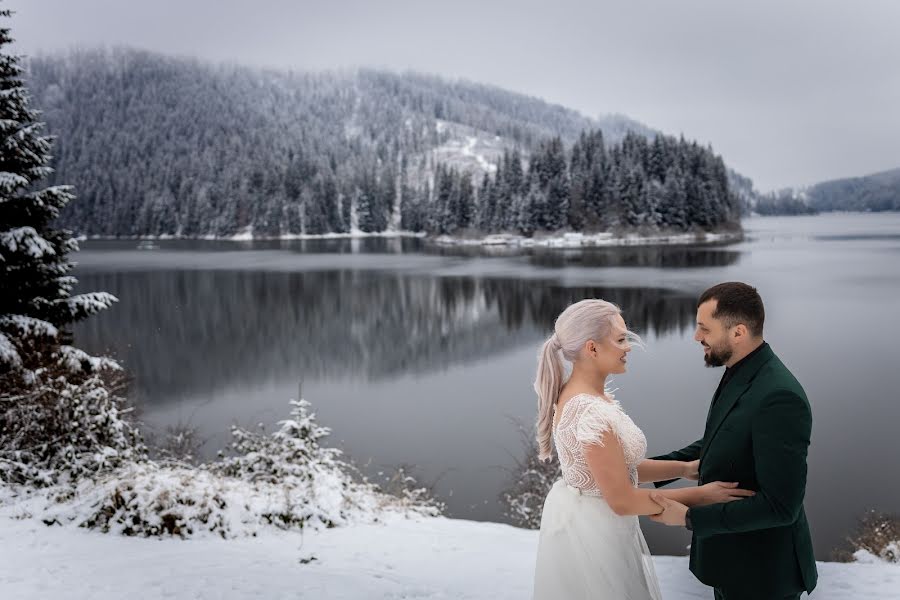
[698,282,765,337]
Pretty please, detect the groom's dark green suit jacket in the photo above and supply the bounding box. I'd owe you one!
[653,343,818,596]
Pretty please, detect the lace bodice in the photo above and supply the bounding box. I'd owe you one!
[552,393,648,497]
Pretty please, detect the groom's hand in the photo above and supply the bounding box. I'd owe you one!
[682,459,700,481]
[649,492,688,526]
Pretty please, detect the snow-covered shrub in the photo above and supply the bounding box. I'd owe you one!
[39,460,381,538]
[500,423,560,529]
[147,421,207,465]
[7,398,443,539]
[205,399,442,531]
[369,464,446,516]
[835,510,900,564]
[854,543,900,565]
[40,462,232,537]
[0,366,146,487]
[212,399,341,484]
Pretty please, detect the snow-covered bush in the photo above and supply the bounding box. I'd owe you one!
[835,510,900,564]
[39,459,378,538]
[370,464,446,515]
[854,543,900,565]
[500,423,560,529]
[151,421,206,465]
[0,367,145,486]
[4,398,443,539]
[212,399,341,484]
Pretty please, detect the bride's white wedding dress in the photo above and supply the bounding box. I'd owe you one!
[533,393,663,600]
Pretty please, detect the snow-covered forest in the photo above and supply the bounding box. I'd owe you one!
[26,48,744,239]
[749,167,900,216]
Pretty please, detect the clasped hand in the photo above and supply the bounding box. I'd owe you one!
[649,480,755,526]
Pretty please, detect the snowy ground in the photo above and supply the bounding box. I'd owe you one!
[2,515,897,599]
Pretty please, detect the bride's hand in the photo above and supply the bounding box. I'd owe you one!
[648,493,688,526]
[682,459,700,480]
[699,481,756,506]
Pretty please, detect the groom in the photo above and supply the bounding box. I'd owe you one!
[649,282,817,599]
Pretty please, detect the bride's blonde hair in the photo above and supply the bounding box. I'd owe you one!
[533,299,641,461]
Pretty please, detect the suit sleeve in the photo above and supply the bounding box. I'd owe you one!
[650,438,704,488]
[689,390,811,536]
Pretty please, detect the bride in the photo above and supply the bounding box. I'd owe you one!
[532,299,754,599]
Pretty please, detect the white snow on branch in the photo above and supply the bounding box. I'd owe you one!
[55,345,121,373]
[0,86,28,99]
[26,165,53,180]
[0,227,56,258]
[0,171,28,190]
[0,331,22,368]
[0,315,59,339]
[61,292,118,318]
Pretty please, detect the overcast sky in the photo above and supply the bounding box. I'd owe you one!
[8,0,900,191]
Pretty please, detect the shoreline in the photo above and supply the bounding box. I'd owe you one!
[77,229,744,248]
[431,229,743,248]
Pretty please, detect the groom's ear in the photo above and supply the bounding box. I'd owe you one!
[731,323,749,340]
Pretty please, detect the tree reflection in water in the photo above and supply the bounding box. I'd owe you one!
[72,269,712,406]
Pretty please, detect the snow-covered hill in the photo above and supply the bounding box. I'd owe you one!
[25,49,748,239]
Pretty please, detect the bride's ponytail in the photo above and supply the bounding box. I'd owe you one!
[535,333,564,462]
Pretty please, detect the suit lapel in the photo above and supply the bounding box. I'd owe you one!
[699,344,775,460]
[700,380,750,459]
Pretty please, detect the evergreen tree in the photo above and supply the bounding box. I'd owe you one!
[620,164,646,227]
[662,166,689,230]
[456,172,475,230]
[427,164,455,234]
[516,183,541,236]
[0,11,117,377]
[476,173,494,231]
[488,154,508,231]
[376,163,396,231]
[0,10,143,485]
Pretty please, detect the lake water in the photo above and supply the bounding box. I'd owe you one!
[71,213,900,558]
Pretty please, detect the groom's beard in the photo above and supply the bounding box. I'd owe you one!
[703,343,733,367]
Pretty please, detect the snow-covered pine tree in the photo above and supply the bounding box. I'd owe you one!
[428,163,455,235]
[0,9,143,486]
[662,166,689,230]
[475,172,494,231]
[456,171,475,231]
